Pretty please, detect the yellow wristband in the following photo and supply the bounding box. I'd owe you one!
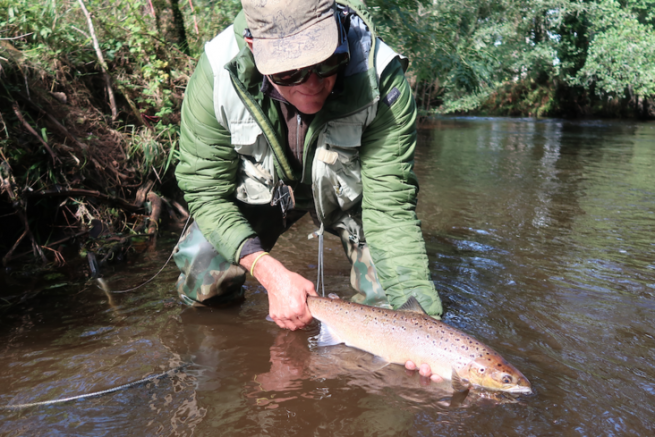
[249,252,269,276]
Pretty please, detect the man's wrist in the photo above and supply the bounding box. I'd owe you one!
[240,250,276,280]
[249,252,269,276]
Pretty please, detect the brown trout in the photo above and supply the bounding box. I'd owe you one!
[307,295,532,394]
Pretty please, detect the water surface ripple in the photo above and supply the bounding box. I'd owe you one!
[1,117,654,436]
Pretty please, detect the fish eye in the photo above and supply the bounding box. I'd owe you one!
[501,375,513,384]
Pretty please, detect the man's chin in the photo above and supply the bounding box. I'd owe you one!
[296,103,324,115]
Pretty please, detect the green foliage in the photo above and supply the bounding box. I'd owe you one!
[366,0,653,116]
[571,1,655,99]
[575,19,655,98]
[0,0,241,263]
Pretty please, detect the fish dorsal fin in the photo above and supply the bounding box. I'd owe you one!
[317,322,344,347]
[451,367,471,392]
[398,296,427,314]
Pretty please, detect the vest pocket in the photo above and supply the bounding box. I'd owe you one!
[231,122,276,204]
[313,123,364,225]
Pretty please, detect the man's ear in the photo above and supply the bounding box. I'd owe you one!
[245,37,254,51]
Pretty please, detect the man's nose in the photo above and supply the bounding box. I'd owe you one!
[302,72,324,88]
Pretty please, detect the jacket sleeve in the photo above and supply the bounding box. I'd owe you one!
[175,52,256,263]
[360,57,443,316]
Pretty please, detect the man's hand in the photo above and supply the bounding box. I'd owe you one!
[405,361,444,382]
[240,251,318,330]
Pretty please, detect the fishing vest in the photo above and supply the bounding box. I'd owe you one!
[204,11,405,243]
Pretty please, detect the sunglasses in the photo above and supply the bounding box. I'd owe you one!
[268,13,350,87]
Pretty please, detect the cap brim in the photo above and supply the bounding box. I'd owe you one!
[252,13,339,76]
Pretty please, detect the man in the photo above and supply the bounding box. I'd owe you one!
[174,0,443,378]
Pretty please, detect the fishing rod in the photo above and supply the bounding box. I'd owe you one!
[0,366,187,410]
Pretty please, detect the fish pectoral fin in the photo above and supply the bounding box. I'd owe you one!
[451,368,471,392]
[398,296,427,314]
[449,387,470,408]
[327,293,340,300]
[317,322,344,347]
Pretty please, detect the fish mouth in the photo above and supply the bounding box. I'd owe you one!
[505,386,533,395]
[470,384,533,395]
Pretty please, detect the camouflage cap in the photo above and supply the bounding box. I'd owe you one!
[241,0,339,75]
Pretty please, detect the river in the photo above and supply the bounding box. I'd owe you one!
[1,117,654,436]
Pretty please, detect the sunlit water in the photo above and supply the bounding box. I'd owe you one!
[1,117,654,436]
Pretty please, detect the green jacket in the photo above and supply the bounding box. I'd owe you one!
[175,1,442,316]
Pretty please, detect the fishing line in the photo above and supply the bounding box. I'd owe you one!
[0,366,186,410]
[316,223,325,297]
[101,215,191,294]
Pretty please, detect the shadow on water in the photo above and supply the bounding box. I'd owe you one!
[1,117,655,436]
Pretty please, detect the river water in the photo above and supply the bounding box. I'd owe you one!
[1,117,654,436]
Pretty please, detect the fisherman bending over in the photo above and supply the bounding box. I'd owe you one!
[174,0,443,379]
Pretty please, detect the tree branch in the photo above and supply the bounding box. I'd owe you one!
[77,0,118,121]
[12,102,58,163]
[29,188,145,214]
[0,33,34,41]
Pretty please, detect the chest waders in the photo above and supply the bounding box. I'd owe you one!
[173,213,388,309]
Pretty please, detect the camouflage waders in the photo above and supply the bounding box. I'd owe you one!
[174,221,247,307]
[173,214,388,308]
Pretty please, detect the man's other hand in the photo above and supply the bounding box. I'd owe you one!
[404,361,444,382]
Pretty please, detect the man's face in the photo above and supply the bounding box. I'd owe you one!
[270,73,337,114]
[246,39,337,114]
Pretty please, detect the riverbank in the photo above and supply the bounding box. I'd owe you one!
[429,80,655,120]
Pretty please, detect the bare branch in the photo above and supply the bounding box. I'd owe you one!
[76,0,118,121]
[12,102,58,163]
[0,33,34,41]
[29,188,146,214]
